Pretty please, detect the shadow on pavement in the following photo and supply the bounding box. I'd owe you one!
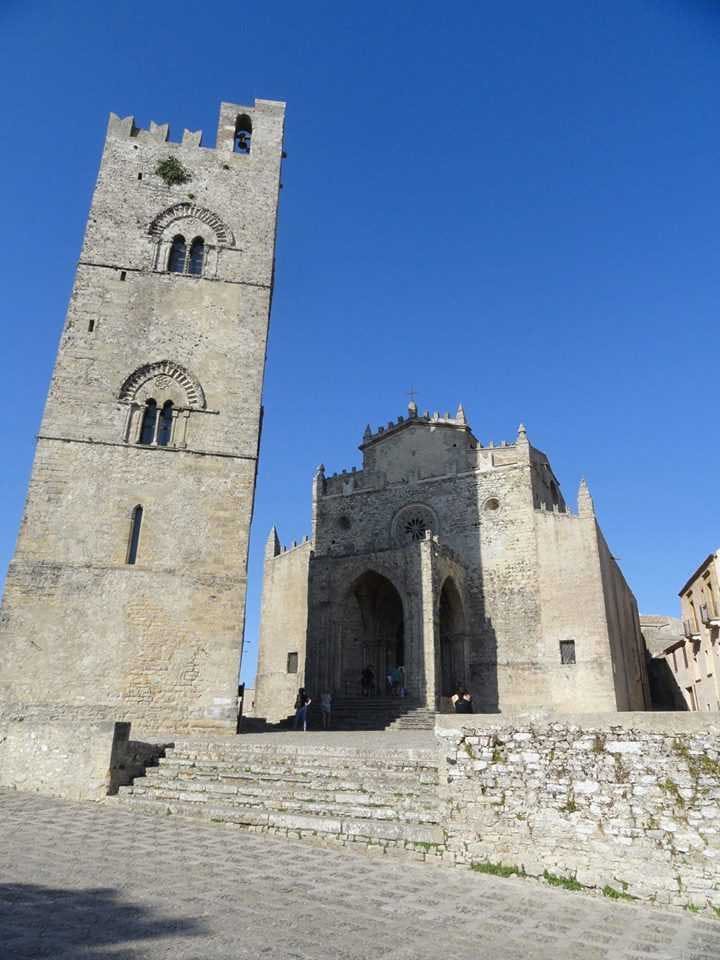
[0,882,206,959]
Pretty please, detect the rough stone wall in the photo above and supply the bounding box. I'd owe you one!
[254,541,311,722]
[0,713,136,801]
[0,100,285,734]
[438,714,720,911]
[535,511,625,712]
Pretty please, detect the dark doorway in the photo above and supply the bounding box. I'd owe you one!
[438,578,466,700]
[343,571,404,694]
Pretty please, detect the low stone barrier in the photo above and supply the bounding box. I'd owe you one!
[436,713,720,911]
[0,705,168,800]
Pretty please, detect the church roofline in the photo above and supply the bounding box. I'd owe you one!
[359,404,479,451]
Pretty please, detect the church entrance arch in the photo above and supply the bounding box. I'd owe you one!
[438,577,467,703]
[340,571,404,695]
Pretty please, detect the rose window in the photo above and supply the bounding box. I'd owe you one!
[404,516,428,541]
[392,504,438,546]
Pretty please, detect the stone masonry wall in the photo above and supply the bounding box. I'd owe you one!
[437,714,720,911]
[0,100,285,735]
[255,541,311,722]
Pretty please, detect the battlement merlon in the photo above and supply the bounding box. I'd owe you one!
[105,98,286,152]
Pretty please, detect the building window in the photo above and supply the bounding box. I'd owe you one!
[560,640,576,665]
[188,237,205,275]
[168,235,187,273]
[233,114,252,154]
[139,399,158,445]
[127,506,143,565]
[157,400,174,446]
[287,652,299,674]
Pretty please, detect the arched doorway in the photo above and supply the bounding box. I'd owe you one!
[340,571,404,695]
[438,578,466,702]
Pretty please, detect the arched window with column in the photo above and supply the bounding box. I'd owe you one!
[168,235,187,273]
[138,399,157,445]
[188,237,204,275]
[157,400,174,446]
[120,360,207,449]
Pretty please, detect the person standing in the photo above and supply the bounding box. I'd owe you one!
[451,686,473,714]
[320,690,332,729]
[294,687,311,730]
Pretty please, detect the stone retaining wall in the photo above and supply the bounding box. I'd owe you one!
[436,713,720,911]
[0,706,168,800]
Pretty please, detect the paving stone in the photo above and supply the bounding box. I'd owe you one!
[0,789,717,960]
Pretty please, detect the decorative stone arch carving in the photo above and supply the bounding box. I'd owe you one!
[391,503,439,547]
[148,202,235,246]
[119,360,206,409]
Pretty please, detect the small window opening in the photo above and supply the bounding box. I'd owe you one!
[287,652,299,674]
[126,505,143,565]
[157,400,174,447]
[88,319,95,333]
[137,172,143,181]
[560,640,576,665]
[120,271,127,281]
[139,399,157,445]
[188,237,204,276]
[233,114,252,154]
[168,235,187,273]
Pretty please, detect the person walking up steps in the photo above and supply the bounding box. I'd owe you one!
[320,690,332,729]
[294,688,311,730]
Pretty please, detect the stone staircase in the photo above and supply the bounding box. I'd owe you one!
[115,735,447,856]
[325,696,436,731]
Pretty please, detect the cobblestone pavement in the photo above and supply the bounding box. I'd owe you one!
[1,791,719,960]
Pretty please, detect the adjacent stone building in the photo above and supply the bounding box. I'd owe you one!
[255,403,650,721]
[0,100,285,734]
[650,550,720,713]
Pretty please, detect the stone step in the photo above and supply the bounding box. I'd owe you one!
[115,794,446,846]
[132,774,440,806]
[153,765,438,789]
[165,748,439,770]
[120,785,443,823]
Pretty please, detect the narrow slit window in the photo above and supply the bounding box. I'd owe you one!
[127,505,143,565]
[287,652,299,674]
[168,235,187,273]
[139,399,157,445]
[120,271,127,281]
[233,114,252,154]
[188,237,204,276]
[88,319,95,333]
[560,640,576,665]
[157,400,173,446]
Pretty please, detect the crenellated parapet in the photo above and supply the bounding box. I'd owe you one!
[105,98,285,153]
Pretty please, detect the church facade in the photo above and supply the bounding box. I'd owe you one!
[254,403,650,721]
[0,100,285,734]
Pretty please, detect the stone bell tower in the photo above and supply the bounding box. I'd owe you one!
[0,99,285,733]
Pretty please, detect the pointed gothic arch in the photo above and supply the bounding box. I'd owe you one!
[119,360,206,409]
[148,202,235,246]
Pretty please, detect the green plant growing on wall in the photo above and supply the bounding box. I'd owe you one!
[674,739,720,780]
[602,884,636,902]
[543,870,583,892]
[471,861,525,879]
[659,777,685,808]
[155,156,192,186]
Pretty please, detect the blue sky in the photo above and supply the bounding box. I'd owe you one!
[1,1,718,685]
